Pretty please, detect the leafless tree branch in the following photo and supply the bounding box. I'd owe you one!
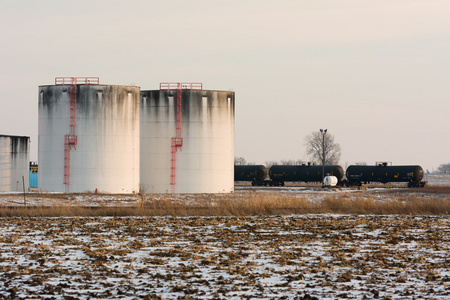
[304,131,341,165]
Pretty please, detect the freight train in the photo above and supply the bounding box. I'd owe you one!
[235,163,426,188]
[270,165,344,186]
[345,163,425,187]
[235,164,344,186]
[234,165,268,184]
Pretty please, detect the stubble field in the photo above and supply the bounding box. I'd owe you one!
[0,179,449,299]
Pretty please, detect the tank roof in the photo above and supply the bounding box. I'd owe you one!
[39,84,140,88]
[0,134,30,138]
[141,89,234,93]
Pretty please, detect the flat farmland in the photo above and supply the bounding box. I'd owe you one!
[0,215,449,299]
[0,182,449,299]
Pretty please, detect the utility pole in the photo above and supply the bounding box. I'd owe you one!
[22,176,26,206]
[320,129,327,187]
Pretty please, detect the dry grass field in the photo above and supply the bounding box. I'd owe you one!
[1,183,449,217]
[0,182,449,299]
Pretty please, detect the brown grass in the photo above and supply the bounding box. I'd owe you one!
[0,193,448,217]
[385,185,450,194]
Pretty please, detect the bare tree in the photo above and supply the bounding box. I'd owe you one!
[437,163,450,174]
[234,157,247,165]
[138,183,148,207]
[304,130,341,165]
[280,159,305,165]
[265,161,278,169]
[297,159,306,165]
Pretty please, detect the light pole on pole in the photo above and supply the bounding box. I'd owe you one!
[320,129,327,187]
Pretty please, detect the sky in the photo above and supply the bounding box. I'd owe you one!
[1,0,449,172]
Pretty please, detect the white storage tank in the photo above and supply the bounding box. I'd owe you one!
[39,78,140,193]
[323,175,338,187]
[0,135,30,192]
[141,83,235,193]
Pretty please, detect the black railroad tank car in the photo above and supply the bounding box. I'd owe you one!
[346,164,425,187]
[234,165,268,186]
[269,165,344,185]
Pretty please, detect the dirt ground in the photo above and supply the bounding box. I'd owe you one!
[0,215,449,299]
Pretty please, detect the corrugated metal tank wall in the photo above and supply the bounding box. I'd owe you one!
[0,135,30,192]
[141,89,235,193]
[38,85,140,193]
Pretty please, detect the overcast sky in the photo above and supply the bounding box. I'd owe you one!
[1,0,449,172]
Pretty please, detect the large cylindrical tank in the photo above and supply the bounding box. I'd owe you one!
[0,135,30,192]
[269,165,344,183]
[141,87,235,193]
[38,82,140,193]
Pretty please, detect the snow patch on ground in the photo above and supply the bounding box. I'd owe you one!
[0,215,449,299]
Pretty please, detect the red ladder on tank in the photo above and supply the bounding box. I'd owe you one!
[160,82,202,193]
[56,77,99,193]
